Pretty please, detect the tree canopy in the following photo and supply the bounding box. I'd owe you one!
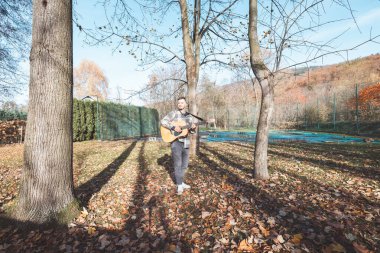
[0,0,32,102]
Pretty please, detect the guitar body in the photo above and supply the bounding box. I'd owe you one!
[161,120,190,143]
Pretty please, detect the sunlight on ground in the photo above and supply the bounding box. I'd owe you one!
[0,140,379,252]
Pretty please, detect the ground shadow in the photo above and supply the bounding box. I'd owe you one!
[226,141,380,182]
[123,141,149,233]
[75,141,137,207]
[269,148,380,181]
[206,142,380,207]
[197,146,360,252]
[0,141,194,252]
[121,142,191,252]
[201,144,253,175]
[157,154,176,185]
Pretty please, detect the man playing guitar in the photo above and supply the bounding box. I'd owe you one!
[161,97,197,195]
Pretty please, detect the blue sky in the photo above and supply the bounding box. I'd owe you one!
[13,0,380,106]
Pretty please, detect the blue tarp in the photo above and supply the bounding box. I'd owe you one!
[202,130,380,144]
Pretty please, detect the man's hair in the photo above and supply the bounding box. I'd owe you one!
[177,96,187,102]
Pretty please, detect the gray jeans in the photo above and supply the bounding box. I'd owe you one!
[171,141,190,185]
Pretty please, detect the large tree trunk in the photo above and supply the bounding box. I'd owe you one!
[16,0,75,223]
[249,0,272,180]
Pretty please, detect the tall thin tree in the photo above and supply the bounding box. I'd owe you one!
[77,0,245,156]
[248,0,380,179]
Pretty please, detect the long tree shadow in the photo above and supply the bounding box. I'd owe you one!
[201,145,253,175]
[225,141,380,182]
[121,142,192,252]
[225,141,380,164]
[197,147,362,252]
[123,141,149,235]
[207,142,379,206]
[269,149,380,181]
[75,141,137,207]
[275,142,380,161]
[157,153,176,185]
[1,141,191,252]
[208,143,380,207]
[225,141,254,150]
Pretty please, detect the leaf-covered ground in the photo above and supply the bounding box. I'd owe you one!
[0,140,379,252]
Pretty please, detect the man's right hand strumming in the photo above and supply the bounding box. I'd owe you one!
[173,126,182,133]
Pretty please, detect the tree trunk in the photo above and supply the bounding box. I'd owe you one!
[249,0,272,180]
[188,84,198,156]
[254,81,273,179]
[16,0,75,223]
[253,82,260,128]
[178,0,200,157]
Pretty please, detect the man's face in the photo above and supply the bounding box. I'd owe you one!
[177,99,187,110]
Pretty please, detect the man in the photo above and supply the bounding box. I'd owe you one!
[161,97,197,195]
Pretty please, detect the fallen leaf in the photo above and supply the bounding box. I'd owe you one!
[136,228,144,239]
[81,207,89,218]
[87,226,96,235]
[322,242,346,253]
[202,211,211,219]
[258,224,270,237]
[237,239,255,252]
[220,238,229,245]
[291,234,303,245]
[277,235,285,244]
[353,242,374,253]
[191,232,201,240]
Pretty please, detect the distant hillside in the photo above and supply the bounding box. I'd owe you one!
[274,54,380,104]
[205,54,380,130]
[150,54,380,131]
[217,54,380,103]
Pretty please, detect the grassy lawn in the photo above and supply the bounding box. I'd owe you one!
[0,140,379,252]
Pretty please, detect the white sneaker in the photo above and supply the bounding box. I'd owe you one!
[177,184,184,195]
[182,182,191,189]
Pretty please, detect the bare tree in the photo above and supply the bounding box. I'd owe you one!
[248,0,380,179]
[74,60,109,100]
[0,0,32,102]
[15,0,76,223]
[77,0,247,155]
[198,75,225,127]
[142,66,187,117]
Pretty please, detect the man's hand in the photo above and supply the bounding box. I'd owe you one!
[191,124,196,130]
[174,126,182,133]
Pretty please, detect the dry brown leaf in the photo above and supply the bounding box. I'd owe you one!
[258,224,270,237]
[353,242,374,253]
[291,234,303,245]
[191,232,201,240]
[237,239,255,252]
[322,243,346,253]
[192,248,201,253]
[87,226,96,235]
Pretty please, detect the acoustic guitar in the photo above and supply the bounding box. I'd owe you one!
[160,120,192,143]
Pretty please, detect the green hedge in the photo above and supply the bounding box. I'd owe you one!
[73,99,159,141]
[0,110,27,121]
[1,100,159,141]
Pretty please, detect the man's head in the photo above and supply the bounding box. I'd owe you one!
[177,96,187,111]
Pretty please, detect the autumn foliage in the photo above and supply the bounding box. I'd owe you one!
[345,82,380,119]
[74,60,109,101]
[357,82,380,107]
